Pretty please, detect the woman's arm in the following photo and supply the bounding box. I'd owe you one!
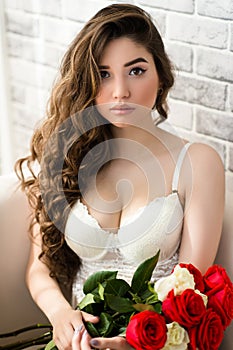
[26,224,72,320]
[26,223,98,349]
[179,143,225,273]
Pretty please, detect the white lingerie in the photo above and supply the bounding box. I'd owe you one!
[64,143,192,306]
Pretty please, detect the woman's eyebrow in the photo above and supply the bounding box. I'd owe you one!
[98,57,148,70]
[124,57,148,67]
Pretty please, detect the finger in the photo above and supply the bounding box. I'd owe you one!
[73,312,99,337]
[81,311,99,323]
[72,310,89,334]
[80,330,92,350]
[89,336,129,350]
[72,326,83,350]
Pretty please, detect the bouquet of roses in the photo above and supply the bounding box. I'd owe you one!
[4,251,232,349]
[44,250,233,350]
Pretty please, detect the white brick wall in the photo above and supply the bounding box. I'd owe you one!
[167,14,228,49]
[197,0,233,20]
[196,48,233,82]
[196,109,233,142]
[1,0,233,184]
[171,75,227,110]
[139,0,195,14]
[231,23,233,51]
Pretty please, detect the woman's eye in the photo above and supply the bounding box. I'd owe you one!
[100,71,110,79]
[129,67,146,76]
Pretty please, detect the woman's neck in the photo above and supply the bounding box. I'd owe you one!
[110,116,161,152]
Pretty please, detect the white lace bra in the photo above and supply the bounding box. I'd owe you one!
[65,142,192,305]
[65,143,192,265]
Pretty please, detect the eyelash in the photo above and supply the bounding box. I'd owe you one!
[129,67,146,76]
[100,71,110,79]
[100,67,147,79]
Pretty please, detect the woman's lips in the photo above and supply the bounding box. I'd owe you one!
[110,104,135,115]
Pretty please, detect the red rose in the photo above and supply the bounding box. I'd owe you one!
[204,265,232,295]
[203,265,233,328]
[179,263,205,292]
[126,310,167,350]
[162,289,206,327]
[188,309,224,350]
[207,284,233,329]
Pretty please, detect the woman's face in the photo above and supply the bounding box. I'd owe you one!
[95,37,160,127]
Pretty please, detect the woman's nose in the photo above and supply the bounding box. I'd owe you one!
[112,78,130,99]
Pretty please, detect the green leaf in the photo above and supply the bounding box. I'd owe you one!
[145,293,159,304]
[81,302,103,316]
[97,313,114,337]
[128,291,142,304]
[153,302,162,314]
[118,328,127,337]
[113,313,133,334]
[131,251,160,294]
[140,285,154,300]
[98,283,105,300]
[78,293,95,310]
[104,279,131,297]
[132,303,155,312]
[45,339,58,350]
[147,282,156,294]
[94,293,103,304]
[83,271,117,294]
[105,294,134,313]
[85,322,100,337]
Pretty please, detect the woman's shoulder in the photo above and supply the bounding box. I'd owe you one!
[187,142,224,169]
[182,141,225,190]
[155,128,224,169]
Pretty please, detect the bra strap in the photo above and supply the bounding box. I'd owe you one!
[172,142,192,193]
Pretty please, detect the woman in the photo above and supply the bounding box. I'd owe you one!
[15,4,225,350]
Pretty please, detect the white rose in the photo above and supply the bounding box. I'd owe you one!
[162,322,190,350]
[154,274,176,301]
[195,289,208,307]
[154,265,195,301]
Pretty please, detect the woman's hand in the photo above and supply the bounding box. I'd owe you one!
[72,328,92,350]
[72,333,134,350]
[50,307,99,349]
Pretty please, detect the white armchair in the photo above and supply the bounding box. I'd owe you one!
[0,174,48,348]
[0,173,232,349]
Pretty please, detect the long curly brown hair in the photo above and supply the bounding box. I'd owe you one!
[15,3,174,297]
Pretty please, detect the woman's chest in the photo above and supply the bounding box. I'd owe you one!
[81,157,176,232]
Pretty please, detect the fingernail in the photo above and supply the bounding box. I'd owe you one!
[74,324,83,334]
[90,339,99,347]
